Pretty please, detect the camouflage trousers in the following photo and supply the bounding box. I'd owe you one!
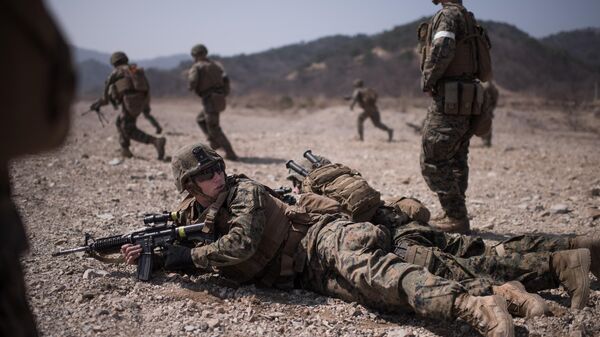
[0,185,39,337]
[116,111,156,149]
[298,215,472,319]
[197,96,236,157]
[391,222,571,293]
[420,95,472,218]
[357,108,391,139]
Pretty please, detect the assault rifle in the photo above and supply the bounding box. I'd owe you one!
[82,99,110,127]
[52,214,213,281]
[272,186,296,205]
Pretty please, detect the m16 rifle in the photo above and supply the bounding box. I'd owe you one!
[82,99,109,127]
[52,214,213,281]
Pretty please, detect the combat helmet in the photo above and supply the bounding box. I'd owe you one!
[191,44,208,58]
[353,79,364,88]
[110,51,129,66]
[171,142,225,193]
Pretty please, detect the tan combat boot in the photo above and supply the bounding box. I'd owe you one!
[492,281,549,318]
[121,147,133,158]
[454,294,514,337]
[431,214,470,234]
[551,249,591,309]
[154,137,166,160]
[571,230,600,278]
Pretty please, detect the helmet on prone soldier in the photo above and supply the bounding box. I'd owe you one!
[171,142,225,193]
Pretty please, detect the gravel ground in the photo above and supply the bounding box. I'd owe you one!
[10,98,600,337]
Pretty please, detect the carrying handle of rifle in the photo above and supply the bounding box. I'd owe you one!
[137,237,154,281]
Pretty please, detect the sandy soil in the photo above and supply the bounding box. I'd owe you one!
[10,97,600,337]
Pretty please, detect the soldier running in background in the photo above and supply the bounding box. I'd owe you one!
[349,79,394,142]
[479,81,499,147]
[0,0,76,335]
[187,44,238,160]
[90,51,166,160]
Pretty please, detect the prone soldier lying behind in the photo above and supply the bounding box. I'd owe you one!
[121,142,516,337]
[287,151,597,315]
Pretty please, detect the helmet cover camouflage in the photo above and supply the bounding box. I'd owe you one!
[191,44,208,57]
[353,79,364,87]
[110,51,128,66]
[171,142,225,192]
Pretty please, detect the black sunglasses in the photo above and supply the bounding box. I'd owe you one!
[194,162,224,182]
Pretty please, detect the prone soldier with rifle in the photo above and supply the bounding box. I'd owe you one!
[112,141,520,337]
[286,149,600,318]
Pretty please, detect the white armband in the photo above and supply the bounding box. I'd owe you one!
[433,31,456,41]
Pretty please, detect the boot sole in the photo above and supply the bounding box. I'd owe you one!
[571,249,591,309]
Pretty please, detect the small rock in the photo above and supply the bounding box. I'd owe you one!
[54,239,67,246]
[108,158,123,166]
[206,318,220,329]
[481,223,494,230]
[590,188,600,197]
[96,213,114,220]
[550,204,571,214]
[81,292,95,300]
[584,207,600,220]
[517,203,529,210]
[184,325,196,332]
[83,269,109,280]
[387,328,415,337]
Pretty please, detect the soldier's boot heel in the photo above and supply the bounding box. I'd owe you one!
[571,230,600,278]
[121,147,133,158]
[551,248,591,309]
[492,281,549,318]
[431,214,470,234]
[454,294,514,337]
[154,137,166,160]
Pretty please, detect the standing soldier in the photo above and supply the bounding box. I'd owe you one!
[479,81,499,147]
[350,79,394,142]
[418,0,493,233]
[90,51,166,160]
[0,0,76,335]
[187,44,238,160]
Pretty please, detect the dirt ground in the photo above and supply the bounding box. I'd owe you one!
[10,97,600,337]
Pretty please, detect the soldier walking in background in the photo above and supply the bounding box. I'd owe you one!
[349,79,394,142]
[187,44,238,160]
[418,0,493,233]
[90,51,166,160]
[479,81,499,147]
[0,0,76,335]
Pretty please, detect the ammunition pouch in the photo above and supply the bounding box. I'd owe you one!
[442,81,483,116]
[401,245,434,271]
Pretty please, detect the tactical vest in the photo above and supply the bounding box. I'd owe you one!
[425,3,492,81]
[114,65,150,95]
[301,163,382,222]
[191,60,226,96]
[361,88,378,107]
[175,178,292,284]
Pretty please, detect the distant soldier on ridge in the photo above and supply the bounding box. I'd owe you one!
[349,79,394,142]
[90,51,166,160]
[187,44,238,160]
[479,81,499,147]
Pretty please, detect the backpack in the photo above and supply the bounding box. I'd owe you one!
[114,65,149,95]
[362,88,378,105]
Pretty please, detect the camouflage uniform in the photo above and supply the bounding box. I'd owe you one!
[97,61,165,159]
[479,81,499,147]
[187,49,237,160]
[172,175,486,321]
[350,85,393,141]
[420,1,487,227]
[0,0,76,335]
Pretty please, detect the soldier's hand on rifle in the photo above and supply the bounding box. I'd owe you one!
[164,244,194,271]
[90,100,101,112]
[121,243,142,265]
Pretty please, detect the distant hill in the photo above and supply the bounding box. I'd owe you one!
[74,20,600,101]
[541,28,600,72]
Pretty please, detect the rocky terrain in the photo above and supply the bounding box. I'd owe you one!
[10,97,600,337]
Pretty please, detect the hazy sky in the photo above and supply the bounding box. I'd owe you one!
[46,0,600,59]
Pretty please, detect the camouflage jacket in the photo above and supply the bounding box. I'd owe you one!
[174,175,291,283]
[187,58,229,96]
[350,88,377,111]
[421,3,473,92]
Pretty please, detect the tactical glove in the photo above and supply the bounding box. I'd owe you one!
[164,245,195,271]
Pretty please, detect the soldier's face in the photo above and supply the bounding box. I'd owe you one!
[193,170,226,198]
